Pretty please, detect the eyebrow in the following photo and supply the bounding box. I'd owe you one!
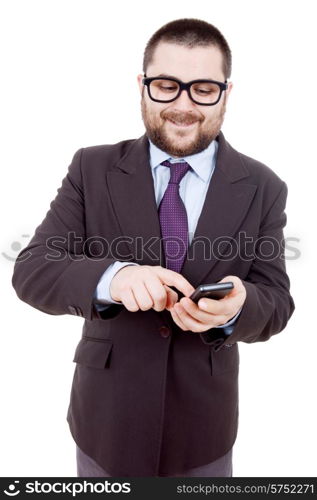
[153,73,219,81]
[156,73,177,78]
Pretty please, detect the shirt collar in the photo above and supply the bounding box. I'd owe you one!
[148,138,218,183]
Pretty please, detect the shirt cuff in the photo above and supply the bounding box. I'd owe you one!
[213,308,242,335]
[94,261,139,310]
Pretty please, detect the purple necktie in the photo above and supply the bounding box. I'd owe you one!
[159,159,190,273]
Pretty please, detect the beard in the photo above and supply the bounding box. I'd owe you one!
[141,96,226,157]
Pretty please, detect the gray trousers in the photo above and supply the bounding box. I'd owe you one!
[76,445,233,477]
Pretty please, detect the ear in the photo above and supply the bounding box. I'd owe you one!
[226,81,233,97]
[137,74,144,96]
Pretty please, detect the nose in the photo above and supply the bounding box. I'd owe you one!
[173,88,196,111]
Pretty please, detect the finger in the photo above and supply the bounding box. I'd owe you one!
[143,276,168,311]
[120,288,139,312]
[165,286,179,310]
[169,306,189,331]
[132,283,154,311]
[197,295,238,316]
[178,300,228,327]
[156,267,195,297]
[179,297,220,324]
[173,303,211,332]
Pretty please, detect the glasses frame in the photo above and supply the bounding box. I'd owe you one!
[142,75,228,106]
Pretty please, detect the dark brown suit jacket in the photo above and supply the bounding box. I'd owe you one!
[12,132,295,476]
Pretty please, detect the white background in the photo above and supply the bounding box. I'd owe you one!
[1,0,316,477]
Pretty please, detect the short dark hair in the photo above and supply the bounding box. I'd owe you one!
[143,18,232,79]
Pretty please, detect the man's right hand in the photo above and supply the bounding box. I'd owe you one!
[109,265,195,312]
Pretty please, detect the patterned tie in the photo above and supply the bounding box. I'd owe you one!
[159,159,191,273]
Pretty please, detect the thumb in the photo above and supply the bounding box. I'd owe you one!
[164,285,179,310]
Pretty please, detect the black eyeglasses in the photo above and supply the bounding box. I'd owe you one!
[142,75,228,106]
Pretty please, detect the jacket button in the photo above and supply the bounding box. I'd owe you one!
[159,326,171,338]
[68,305,77,315]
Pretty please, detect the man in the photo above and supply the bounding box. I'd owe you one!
[12,18,295,477]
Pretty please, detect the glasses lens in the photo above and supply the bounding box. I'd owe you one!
[190,82,221,104]
[149,79,180,101]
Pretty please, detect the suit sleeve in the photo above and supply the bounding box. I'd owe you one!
[200,181,295,349]
[11,148,121,321]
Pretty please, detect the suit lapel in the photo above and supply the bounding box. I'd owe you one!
[106,132,257,286]
[182,132,257,286]
[106,135,164,266]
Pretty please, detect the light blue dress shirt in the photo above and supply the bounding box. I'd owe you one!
[94,138,241,334]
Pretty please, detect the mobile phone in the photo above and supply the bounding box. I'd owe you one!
[189,282,234,303]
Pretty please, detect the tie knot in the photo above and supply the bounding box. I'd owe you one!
[161,159,190,185]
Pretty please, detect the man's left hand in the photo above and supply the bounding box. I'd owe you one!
[168,275,246,332]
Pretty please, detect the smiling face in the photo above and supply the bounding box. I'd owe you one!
[137,42,232,157]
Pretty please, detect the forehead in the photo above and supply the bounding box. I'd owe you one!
[147,41,225,81]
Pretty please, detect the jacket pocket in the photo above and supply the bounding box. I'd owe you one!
[72,336,113,369]
[209,343,239,375]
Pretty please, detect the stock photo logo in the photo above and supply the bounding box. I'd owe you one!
[3,480,20,496]
[2,480,132,496]
[2,231,301,265]
[2,235,31,262]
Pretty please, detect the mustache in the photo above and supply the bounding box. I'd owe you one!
[161,110,203,125]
